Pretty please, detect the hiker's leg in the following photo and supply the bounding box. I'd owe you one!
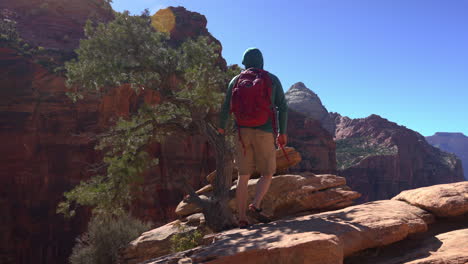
[251,129,276,209]
[234,128,255,221]
[236,174,251,221]
[252,174,273,208]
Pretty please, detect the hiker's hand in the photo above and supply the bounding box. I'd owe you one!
[217,128,225,135]
[277,134,287,146]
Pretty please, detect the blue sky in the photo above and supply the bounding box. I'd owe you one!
[111,0,468,137]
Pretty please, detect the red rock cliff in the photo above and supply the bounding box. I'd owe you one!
[0,0,114,51]
[0,5,220,264]
[332,113,464,203]
[287,110,336,174]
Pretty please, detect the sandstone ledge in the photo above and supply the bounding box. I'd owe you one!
[392,181,468,217]
[176,173,360,221]
[145,200,434,264]
[125,182,468,264]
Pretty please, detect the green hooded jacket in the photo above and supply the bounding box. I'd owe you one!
[219,48,288,134]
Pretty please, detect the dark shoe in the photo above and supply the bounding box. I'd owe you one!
[247,204,271,223]
[238,220,250,228]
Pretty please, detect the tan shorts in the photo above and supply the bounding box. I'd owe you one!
[235,128,276,176]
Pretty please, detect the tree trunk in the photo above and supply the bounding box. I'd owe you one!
[194,121,235,232]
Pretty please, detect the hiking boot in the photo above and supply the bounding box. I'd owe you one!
[247,204,271,223]
[238,219,250,229]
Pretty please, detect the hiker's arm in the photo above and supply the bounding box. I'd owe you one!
[273,76,288,135]
[218,77,236,132]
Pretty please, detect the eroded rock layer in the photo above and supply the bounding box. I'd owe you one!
[332,113,464,203]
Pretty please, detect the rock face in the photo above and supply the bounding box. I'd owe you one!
[285,82,335,136]
[125,182,468,264]
[287,110,337,174]
[175,173,361,220]
[0,46,98,264]
[0,0,114,51]
[392,182,468,218]
[426,132,468,180]
[332,113,465,203]
[0,5,224,264]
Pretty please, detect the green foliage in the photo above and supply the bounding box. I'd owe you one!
[336,137,398,170]
[0,18,19,42]
[69,214,151,264]
[57,110,158,218]
[65,11,175,101]
[59,10,234,219]
[170,224,204,253]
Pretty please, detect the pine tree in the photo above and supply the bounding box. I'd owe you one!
[57,10,239,231]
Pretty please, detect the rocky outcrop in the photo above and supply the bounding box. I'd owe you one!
[175,173,361,220]
[392,182,468,217]
[287,110,337,174]
[0,0,114,51]
[152,7,226,67]
[122,173,360,263]
[332,113,465,203]
[124,182,468,264]
[285,82,335,136]
[426,132,468,180]
[120,214,209,264]
[146,201,435,264]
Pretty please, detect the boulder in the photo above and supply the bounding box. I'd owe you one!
[392,181,468,217]
[275,146,302,174]
[401,228,468,264]
[119,214,209,264]
[146,199,434,264]
[176,173,361,219]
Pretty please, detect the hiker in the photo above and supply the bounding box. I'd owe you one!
[218,48,288,227]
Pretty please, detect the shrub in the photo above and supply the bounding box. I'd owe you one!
[170,224,204,253]
[336,137,398,170]
[69,214,151,264]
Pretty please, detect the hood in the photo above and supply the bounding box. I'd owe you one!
[242,48,264,69]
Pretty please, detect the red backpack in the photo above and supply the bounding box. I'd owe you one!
[230,68,273,127]
[230,68,290,162]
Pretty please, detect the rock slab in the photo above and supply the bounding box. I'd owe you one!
[392,181,468,217]
[146,199,434,264]
[176,173,361,220]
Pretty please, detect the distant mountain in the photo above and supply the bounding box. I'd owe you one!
[285,82,335,136]
[332,113,465,203]
[426,132,468,180]
[284,82,465,202]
